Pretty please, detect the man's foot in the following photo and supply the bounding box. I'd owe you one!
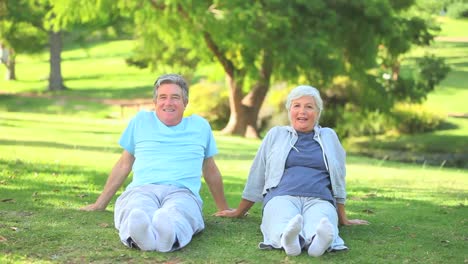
[128,209,157,251]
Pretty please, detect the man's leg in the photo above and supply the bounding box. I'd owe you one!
[151,187,204,252]
[114,185,162,250]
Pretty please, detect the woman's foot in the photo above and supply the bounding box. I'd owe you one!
[281,214,303,256]
[308,217,334,257]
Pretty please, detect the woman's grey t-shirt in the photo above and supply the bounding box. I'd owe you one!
[263,131,335,207]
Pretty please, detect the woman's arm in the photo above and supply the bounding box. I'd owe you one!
[337,203,369,225]
[214,198,255,218]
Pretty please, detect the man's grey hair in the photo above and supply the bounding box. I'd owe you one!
[153,73,189,104]
[285,85,323,125]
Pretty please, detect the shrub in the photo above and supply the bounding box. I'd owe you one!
[323,104,391,138]
[391,103,445,134]
[184,81,230,130]
[447,2,468,18]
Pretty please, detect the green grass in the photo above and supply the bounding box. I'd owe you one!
[436,17,468,37]
[1,111,466,264]
[415,41,468,114]
[0,39,155,100]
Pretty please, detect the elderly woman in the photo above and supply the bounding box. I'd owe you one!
[216,85,368,257]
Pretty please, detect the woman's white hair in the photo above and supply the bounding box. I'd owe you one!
[285,85,323,125]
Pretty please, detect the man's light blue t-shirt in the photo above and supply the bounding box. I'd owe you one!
[119,110,218,202]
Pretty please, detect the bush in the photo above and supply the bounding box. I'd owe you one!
[391,103,445,134]
[447,2,468,18]
[323,104,391,138]
[184,82,230,130]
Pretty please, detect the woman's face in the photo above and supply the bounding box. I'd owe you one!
[289,95,319,133]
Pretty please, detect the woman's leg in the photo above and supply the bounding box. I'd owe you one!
[301,198,338,257]
[261,195,303,256]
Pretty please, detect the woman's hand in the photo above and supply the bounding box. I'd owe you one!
[80,203,106,212]
[341,218,369,226]
[214,208,248,218]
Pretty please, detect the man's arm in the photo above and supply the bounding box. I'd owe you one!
[202,157,229,211]
[80,150,135,211]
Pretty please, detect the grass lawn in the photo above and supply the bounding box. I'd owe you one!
[0,111,466,264]
[418,41,468,115]
[436,17,468,38]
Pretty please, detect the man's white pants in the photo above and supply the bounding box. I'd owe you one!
[114,184,204,252]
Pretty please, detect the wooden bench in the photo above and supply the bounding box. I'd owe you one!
[120,102,154,118]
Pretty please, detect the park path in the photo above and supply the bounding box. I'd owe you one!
[434,36,468,42]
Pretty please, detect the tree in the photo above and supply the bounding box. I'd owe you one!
[132,1,444,138]
[53,0,442,138]
[0,0,65,90]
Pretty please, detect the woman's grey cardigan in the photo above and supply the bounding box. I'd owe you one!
[242,125,347,205]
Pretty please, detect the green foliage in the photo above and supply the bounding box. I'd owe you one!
[391,103,445,134]
[446,1,468,18]
[46,0,451,137]
[414,54,451,98]
[331,106,392,138]
[0,0,49,53]
[413,0,449,14]
[185,81,230,130]
[376,54,450,104]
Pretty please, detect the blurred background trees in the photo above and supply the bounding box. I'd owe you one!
[2,0,462,138]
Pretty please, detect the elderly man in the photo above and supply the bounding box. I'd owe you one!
[81,73,229,252]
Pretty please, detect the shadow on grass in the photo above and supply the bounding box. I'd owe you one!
[437,120,460,131]
[0,115,122,134]
[0,158,259,263]
[0,94,115,117]
[217,146,257,161]
[433,41,468,49]
[0,139,122,154]
[55,85,153,101]
[0,85,152,114]
[440,70,468,90]
[348,132,468,168]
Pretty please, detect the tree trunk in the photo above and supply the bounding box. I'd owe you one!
[202,31,272,138]
[1,45,15,80]
[392,61,400,81]
[221,71,249,136]
[222,52,272,138]
[6,48,16,80]
[48,30,65,91]
[241,52,272,138]
[6,51,16,81]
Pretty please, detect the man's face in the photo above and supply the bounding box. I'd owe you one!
[154,83,187,126]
